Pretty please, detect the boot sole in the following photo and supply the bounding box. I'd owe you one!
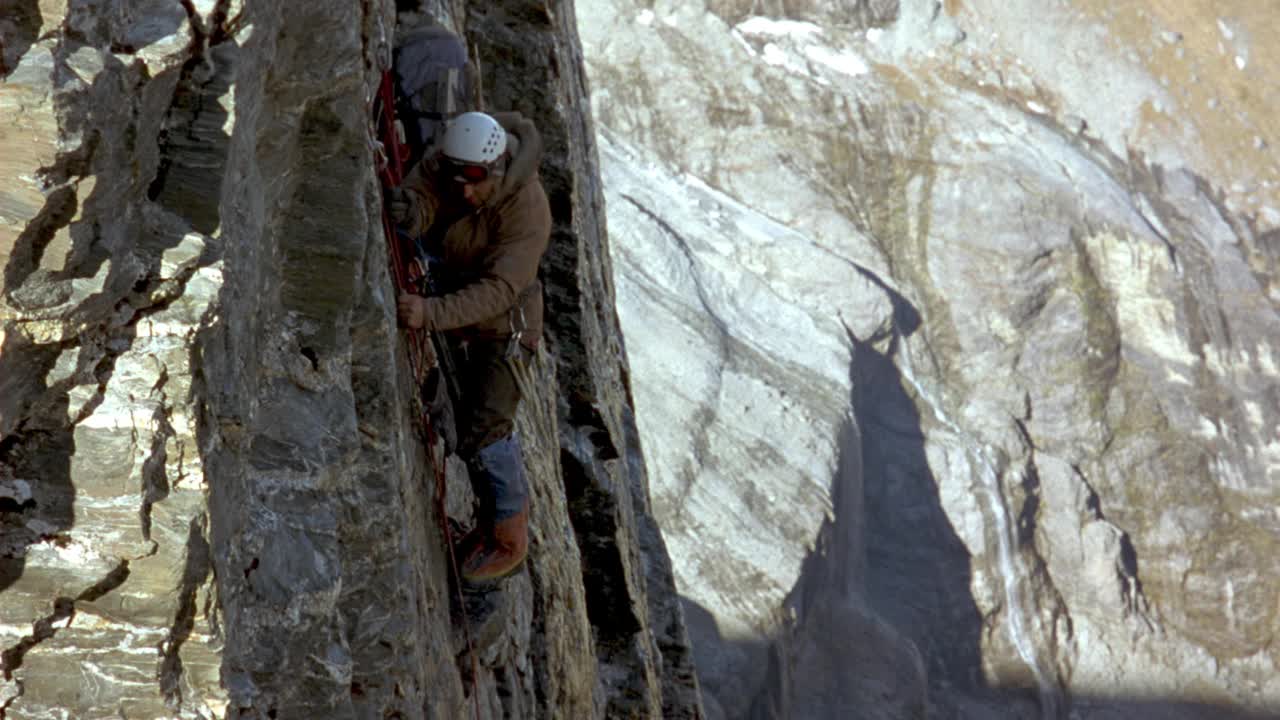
[461,554,527,585]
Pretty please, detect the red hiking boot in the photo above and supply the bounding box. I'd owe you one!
[461,500,529,583]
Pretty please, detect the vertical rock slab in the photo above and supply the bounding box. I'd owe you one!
[191,2,473,717]
[0,0,461,716]
[2,0,700,717]
[465,0,704,716]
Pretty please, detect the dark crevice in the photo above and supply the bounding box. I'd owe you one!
[493,664,519,718]
[559,449,641,646]
[1073,465,1105,521]
[148,0,237,235]
[0,678,23,717]
[2,187,78,300]
[1117,535,1144,600]
[140,373,176,543]
[3,232,212,606]
[1072,467,1153,625]
[300,347,320,371]
[177,0,207,42]
[37,127,99,194]
[160,515,212,709]
[619,194,734,343]
[0,498,37,514]
[0,331,74,595]
[203,562,222,644]
[1,559,130,680]
[1016,455,1042,549]
[4,66,101,295]
[566,399,618,461]
[0,0,41,80]
[1131,191,1180,270]
[206,0,236,46]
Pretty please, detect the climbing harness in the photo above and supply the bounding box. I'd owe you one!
[372,67,483,720]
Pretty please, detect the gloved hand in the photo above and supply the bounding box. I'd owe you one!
[397,292,429,329]
[387,186,413,225]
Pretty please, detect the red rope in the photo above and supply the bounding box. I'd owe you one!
[374,70,483,720]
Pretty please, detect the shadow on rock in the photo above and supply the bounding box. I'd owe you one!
[147,41,236,236]
[679,594,768,720]
[0,0,41,80]
[852,328,999,710]
[742,341,938,719]
[0,333,74,596]
[738,275,1033,718]
[0,28,233,625]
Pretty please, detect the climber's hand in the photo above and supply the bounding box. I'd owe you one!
[387,186,413,225]
[397,292,429,329]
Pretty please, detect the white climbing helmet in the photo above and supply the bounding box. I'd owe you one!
[441,111,507,166]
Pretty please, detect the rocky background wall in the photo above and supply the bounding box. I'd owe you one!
[578,1,1279,719]
[0,1,700,718]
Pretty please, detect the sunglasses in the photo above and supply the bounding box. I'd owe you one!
[443,159,492,184]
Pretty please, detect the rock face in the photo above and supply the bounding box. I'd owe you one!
[1,1,699,718]
[579,0,1279,718]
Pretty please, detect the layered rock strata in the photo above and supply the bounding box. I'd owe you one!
[580,0,1280,718]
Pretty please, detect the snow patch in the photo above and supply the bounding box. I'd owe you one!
[802,44,869,77]
[761,43,788,67]
[636,9,654,26]
[735,16,823,39]
[758,42,815,79]
[735,17,867,83]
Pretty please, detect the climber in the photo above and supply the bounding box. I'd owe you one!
[390,110,551,584]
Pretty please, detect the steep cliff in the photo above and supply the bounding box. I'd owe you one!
[0,1,698,718]
[580,1,1279,718]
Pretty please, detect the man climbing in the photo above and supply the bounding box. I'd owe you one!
[390,110,551,584]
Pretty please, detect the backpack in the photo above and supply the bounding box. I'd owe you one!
[392,25,472,169]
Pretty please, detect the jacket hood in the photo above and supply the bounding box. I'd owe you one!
[489,111,542,207]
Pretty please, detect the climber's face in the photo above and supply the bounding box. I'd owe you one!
[442,156,501,208]
[458,175,498,208]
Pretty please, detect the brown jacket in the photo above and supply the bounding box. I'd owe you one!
[402,112,551,347]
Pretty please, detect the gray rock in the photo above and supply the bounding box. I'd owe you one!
[1,0,699,718]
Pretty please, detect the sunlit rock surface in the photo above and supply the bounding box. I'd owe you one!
[1,1,699,718]
[580,0,1280,717]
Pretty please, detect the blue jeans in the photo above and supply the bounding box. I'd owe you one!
[468,432,528,520]
[451,337,530,521]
